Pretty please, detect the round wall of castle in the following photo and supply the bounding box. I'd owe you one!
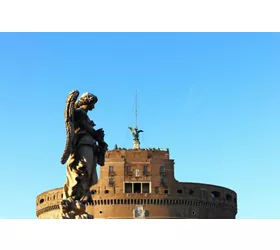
[36,149,237,219]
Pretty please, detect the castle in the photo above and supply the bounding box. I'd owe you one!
[36,144,238,219]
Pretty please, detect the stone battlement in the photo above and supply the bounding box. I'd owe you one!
[106,148,170,161]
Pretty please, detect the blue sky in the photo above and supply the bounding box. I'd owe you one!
[0,33,280,219]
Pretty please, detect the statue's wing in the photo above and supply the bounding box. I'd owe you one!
[138,130,144,133]
[128,127,133,132]
[60,90,80,164]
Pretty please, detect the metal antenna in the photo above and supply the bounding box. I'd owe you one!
[135,89,138,129]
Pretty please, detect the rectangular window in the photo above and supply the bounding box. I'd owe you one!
[201,189,206,199]
[125,166,131,174]
[160,166,165,173]
[125,183,132,193]
[109,178,114,186]
[211,191,220,198]
[142,183,150,193]
[160,177,165,185]
[133,183,141,193]
[155,187,159,194]
[109,166,114,173]
[143,166,148,174]
[124,182,151,194]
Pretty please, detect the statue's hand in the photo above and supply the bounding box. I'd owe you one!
[96,129,105,138]
[90,120,96,127]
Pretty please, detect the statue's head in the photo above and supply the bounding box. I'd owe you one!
[75,92,98,110]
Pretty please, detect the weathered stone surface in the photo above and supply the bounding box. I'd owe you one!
[59,90,108,219]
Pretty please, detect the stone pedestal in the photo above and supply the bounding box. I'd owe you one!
[133,139,140,149]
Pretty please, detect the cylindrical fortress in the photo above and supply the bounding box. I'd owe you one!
[36,148,237,219]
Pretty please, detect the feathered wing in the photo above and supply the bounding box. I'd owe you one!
[128,127,134,132]
[60,90,80,164]
[138,130,144,133]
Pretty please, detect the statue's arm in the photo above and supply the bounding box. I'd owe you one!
[79,121,103,141]
[75,110,103,141]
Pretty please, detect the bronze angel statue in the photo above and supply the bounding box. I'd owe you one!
[60,90,108,219]
[128,127,143,142]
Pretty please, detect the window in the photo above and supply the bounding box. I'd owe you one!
[143,166,148,174]
[125,183,132,193]
[189,189,194,195]
[164,189,169,194]
[177,189,183,194]
[109,178,114,186]
[201,189,206,199]
[109,166,115,176]
[160,177,165,186]
[211,191,220,199]
[155,187,159,194]
[125,166,132,175]
[142,183,150,193]
[124,182,151,194]
[160,166,166,176]
[226,194,232,201]
[105,190,109,194]
[134,183,141,193]
[39,199,44,204]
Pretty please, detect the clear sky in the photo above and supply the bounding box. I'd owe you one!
[0,32,280,219]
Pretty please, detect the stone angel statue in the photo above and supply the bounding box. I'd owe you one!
[60,90,108,219]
